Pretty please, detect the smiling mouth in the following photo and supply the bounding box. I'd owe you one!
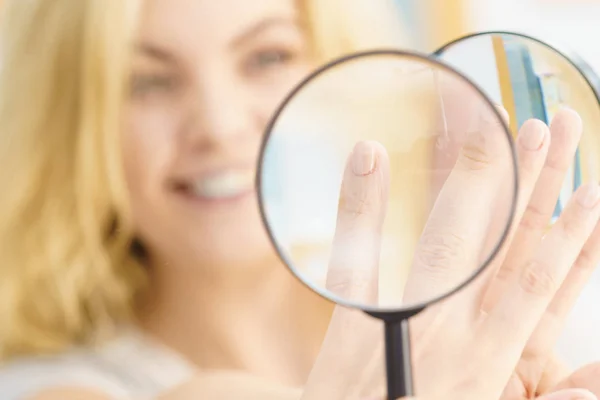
[174,169,256,202]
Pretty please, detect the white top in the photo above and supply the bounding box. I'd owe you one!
[0,329,194,400]
[1,279,599,400]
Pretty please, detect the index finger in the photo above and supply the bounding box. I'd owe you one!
[301,141,389,400]
[326,140,390,304]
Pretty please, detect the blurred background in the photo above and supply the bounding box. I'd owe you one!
[397,0,600,69]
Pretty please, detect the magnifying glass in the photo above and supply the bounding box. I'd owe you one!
[435,31,600,223]
[256,50,518,399]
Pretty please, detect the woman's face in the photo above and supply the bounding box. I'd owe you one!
[123,0,312,269]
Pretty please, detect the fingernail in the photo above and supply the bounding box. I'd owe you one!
[352,141,376,176]
[577,182,600,208]
[470,103,506,132]
[494,104,510,124]
[519,122,546,151]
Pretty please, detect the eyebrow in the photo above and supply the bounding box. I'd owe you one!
[135,43,177,65]
[134,16,300,63]
[230,16,300,48]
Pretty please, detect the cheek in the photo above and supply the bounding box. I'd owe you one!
[122,104,180,199]
[253,64,313,123]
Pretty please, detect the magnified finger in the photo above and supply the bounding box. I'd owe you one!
[326,140,390,304]
[403,101,513,305]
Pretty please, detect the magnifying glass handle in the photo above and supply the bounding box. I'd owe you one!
[385,318,414,399]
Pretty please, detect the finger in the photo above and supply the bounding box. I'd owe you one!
[538,356,573,394]
[519,218,600,384]
[303,141,389,400]
[360,398,416,400]
[552,362,600,396]
[481,182,600,381]
[482,109,583,311]
[476,118,550,311]
[537,389,597,400]
[326,140,390,304]
[302,309,383,400]
[403,100,512,304]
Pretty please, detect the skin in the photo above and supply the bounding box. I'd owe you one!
[126,0,332,387]
[31,1,332,398]
[302,109,600,400]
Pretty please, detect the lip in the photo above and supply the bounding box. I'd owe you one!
[174,185,255,205]
[170,162,256,182]
[169,165,257,206]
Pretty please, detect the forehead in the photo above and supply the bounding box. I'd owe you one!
[137,0,300,44]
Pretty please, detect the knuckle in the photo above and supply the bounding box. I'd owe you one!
[416,231,467,273]
[519,260,557,296]
[574,247,596,271]
[457,126,506,172]
[560,211,586,242]
[519,203,549,232]
[349,197,370,218]
[493,263,516,281]
[326,269,372,298]
[338,189,379,221]
[546,153,573,174]
[458,142,492,171]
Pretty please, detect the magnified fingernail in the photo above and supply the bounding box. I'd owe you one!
[519,121,547,151]
[577,182,600,209]
[494,104,510,123]
[352,141,376,176]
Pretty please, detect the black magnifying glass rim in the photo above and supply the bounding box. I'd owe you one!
[256,49,519,317]
[434,30,600,104]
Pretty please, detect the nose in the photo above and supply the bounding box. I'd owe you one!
[181,74,255,149]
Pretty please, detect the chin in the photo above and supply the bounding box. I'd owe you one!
[188,220,276,269]
[138,192,279,270]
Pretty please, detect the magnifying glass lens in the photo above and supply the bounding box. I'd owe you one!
[259,51,518,312]
[436,33,600,224]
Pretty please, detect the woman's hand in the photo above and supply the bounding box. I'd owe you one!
[303,107,600,400]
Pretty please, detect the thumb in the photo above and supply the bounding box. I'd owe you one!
[302,141,390,400]
[538,389,598,400]
[551,362,600,397]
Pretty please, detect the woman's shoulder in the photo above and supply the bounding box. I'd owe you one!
[0,328,194,400]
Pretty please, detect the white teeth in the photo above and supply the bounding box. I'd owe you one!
[191,170,255,199]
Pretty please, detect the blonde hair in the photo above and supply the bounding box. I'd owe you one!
[0,0,408,360]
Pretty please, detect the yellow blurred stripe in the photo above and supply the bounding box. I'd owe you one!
[492,37,519,136]
[425,0,470,50]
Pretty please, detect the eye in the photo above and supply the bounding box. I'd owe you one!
[245,49,296,75]
[130,74,180,97]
